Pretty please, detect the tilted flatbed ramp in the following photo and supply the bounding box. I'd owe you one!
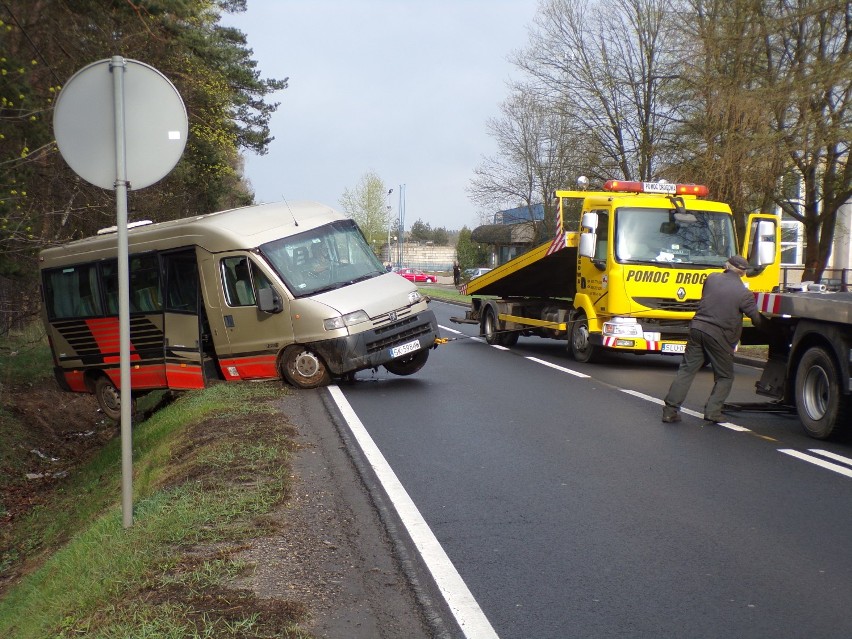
[756,291,852,324]
[462,237,578,299]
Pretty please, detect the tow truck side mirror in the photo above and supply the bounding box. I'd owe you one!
[579,233,596,258]
[579,212,598,258]
[755,220,777,267]
[581,211,598,231]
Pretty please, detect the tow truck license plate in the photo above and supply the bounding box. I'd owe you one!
[390,339,420,358]
[661,343,686,354]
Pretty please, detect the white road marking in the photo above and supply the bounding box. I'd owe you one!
[441,322,749,429]
[328,385,500,639]
[525,356,590,378]
[779,449,852,479]
[809,449,852,467]
[619,389,750,431]
[439,325,464,335]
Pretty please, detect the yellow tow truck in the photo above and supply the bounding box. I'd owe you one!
[452,179,780,362]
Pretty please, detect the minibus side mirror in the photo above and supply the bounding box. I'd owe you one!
[258,287,283,314]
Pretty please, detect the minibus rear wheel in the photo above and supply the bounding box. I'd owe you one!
[384,348,429,376]
[280,346,330,389]
[93,375,135,422]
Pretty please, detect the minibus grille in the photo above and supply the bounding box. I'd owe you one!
[632,297,700,313]
[371,306,413,328]
[366,317,432,354]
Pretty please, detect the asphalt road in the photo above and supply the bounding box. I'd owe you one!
[336,299,852,639]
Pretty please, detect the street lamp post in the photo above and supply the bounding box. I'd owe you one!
[385,188,393,266]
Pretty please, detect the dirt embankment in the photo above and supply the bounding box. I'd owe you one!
[1,383,434,638]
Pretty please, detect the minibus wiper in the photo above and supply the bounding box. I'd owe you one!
[347,271,383,285]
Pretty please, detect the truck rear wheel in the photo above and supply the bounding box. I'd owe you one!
[482,307,501,345]
[280,346,330,389]
[794,346,848,439]
[481,306,518,347]
[570,312,598,363]
[384,348,429,376]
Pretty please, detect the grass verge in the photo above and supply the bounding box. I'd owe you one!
[420,286,471,305]
[0,381,313,639]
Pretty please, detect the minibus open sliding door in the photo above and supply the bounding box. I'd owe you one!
[162,250,216,389]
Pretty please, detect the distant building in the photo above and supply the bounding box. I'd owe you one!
[473,203,545,266]
[493,203,544,225]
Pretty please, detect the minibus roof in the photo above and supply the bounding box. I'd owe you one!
[40,201,345,267]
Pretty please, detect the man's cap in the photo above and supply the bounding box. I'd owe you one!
[727,255,749,270]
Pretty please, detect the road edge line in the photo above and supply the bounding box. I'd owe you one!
[327,385,500,639]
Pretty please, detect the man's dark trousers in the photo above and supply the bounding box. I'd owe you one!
[664,328,734,419]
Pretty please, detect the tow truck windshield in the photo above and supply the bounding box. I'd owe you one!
[615,207,736,267]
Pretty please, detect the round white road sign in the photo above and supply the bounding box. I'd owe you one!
[53,58,188,190]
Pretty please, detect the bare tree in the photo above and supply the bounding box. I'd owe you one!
[676,0,851,276]
[668,0,783,234]
[339,171,392,253]
[760,0,852,280]
[468,87,588,237]
[513,0,679,182]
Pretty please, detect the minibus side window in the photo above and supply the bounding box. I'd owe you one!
[130,255,162,312]
[44,264,103,318]
[164,253,199,313]
[221,256,256,307]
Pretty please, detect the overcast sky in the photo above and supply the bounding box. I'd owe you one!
[222,0,541,232]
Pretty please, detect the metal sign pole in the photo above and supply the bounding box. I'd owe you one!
[53,57,187,530]
[110,55,134,528]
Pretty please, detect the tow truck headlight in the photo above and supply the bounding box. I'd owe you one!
[323,310,369,331]
[602,317,643,338]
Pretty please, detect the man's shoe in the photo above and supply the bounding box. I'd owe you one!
[662,408,681,423]
[704,414,723,423]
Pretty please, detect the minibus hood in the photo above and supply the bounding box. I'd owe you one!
[312,272,423,317]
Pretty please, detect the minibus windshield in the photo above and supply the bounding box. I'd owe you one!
[614,207,736,267]
[260,219,387,297]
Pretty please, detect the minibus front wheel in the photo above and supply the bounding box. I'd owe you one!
[280,346,331,389]
[384,348,429,376]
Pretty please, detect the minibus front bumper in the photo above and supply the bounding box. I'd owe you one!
[312,309,440,375]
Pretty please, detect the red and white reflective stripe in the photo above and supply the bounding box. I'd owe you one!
[755,292,781,314]
[602,336,659,350]
[546,231,566,255]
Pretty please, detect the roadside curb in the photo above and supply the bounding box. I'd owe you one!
[319,388,461,639]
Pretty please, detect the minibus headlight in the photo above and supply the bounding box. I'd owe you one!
[323,310,369,331]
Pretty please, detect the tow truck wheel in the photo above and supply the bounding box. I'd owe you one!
[384,348,429,376]
[482,307,501,345]
[570,312,598,363]
[94,375,134,422]
[794,346,847,439]
[501,330,519,347]
[280,346,330,389]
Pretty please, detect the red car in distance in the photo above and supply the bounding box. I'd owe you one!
[396,268,437,284]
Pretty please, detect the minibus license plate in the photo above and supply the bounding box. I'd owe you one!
[390,339,420,358]
[661,343,686,354]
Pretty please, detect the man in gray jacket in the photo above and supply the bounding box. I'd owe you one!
[662,255,764,423]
